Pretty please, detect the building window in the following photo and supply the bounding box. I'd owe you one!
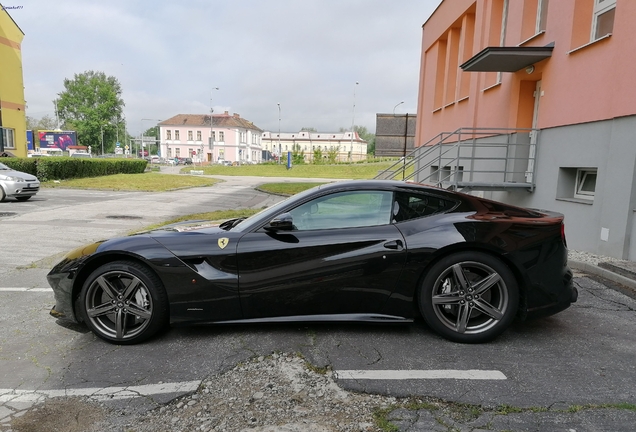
[197,131,202,141]
[175,130,180,140]
[175,148,181,157]
[2,128,15,149]
[188,131,193,141]
[536,0,549,33]
[574,169,597,199]
[218,148,225,160]
[219,131,224,142]
[166,130,172,140]
[593,0,616,40]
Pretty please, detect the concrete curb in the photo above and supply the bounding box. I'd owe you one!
[569,259,636,291]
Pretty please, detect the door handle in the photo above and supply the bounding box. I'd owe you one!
[383,240,403,250]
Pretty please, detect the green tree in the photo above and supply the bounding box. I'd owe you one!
[26,115,58,131]
[313,148,324,164]
[291,143,305,165]
[55,70,125,154]
[340,125,376,155]
[327,145,340,164]
[300,127,316,132]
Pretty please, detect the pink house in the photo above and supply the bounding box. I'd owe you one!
[159,112,263,164]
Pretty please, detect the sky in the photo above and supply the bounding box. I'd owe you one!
[10,0,442,135]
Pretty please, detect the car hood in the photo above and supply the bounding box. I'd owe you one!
[0,168,38,182]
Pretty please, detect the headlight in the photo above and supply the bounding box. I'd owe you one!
[1,176,25,182]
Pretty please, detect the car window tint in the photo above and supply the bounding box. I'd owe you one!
[289,190,393,231]
[393,191,457,223]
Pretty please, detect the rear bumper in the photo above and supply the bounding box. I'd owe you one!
[526,267,577,319]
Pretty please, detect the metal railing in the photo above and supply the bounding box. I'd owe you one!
[375,127,538,192]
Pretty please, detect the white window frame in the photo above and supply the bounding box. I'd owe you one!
[574,168,597,199]
[536,0,548,33]
[175,130,180,140]
[196,130,202,141]
[2,128,15,149]
[166,130,172,140]
[592,0,617,41]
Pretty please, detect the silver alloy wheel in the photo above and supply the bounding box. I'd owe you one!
[84,270,154,341]
[430,261,508,335]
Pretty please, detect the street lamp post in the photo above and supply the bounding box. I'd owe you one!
[210,88,219,164]
[393,101,404,115]
[100,125,104,155]
[277,103,281,164]
[350,81,359,162]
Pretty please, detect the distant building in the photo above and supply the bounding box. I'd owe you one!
[261,131,367,162]
[414,0,636,259]
[0,7,27,156]
[159,112,262,163]
[374,113,416,157]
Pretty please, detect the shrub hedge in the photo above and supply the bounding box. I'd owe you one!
[0,157,147,182]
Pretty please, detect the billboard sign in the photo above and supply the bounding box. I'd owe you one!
[38,130,77,151]
[26,130,34,150]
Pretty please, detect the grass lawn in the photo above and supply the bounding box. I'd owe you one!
[182,161,401,179]
[42,173,220,192]
[256,182,326,196]
[138,208,264,232]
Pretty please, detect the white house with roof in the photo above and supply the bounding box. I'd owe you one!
[159,112,262,164]
[261,130,367,162]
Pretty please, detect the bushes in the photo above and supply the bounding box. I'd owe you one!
[1,157,147,182]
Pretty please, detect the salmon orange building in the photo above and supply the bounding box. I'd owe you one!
[413,0,635,259]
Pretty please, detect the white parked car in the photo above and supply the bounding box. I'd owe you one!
[0,162,40,202]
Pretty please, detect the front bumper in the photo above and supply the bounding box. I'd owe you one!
[2,180,40,197]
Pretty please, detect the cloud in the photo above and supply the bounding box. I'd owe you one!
[17,0,441,134]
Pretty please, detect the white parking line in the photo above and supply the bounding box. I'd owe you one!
[0,381,201,403]
[335,370,507,380]
[0,288,52,292]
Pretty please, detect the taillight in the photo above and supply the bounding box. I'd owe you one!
[561,223,567,248]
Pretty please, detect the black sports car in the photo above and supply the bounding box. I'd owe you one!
[47,180,576,344]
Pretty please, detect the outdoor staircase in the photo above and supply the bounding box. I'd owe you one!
[375,127,538,192]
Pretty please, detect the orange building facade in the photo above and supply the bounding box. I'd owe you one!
[415,0,636,259]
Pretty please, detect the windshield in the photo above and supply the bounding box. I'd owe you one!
[0,163,10,170]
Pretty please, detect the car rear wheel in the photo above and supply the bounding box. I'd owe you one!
[0,187,5,202]
[79,261,169,344]
[419,251,519,343]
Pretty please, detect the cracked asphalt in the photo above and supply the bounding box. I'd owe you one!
[1,171,635,431]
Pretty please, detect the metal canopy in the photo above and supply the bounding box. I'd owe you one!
[460,44,554,72]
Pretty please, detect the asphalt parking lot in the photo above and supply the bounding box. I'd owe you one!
[1,177,635,431]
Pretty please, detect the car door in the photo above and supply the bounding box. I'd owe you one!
[235,190,407,319]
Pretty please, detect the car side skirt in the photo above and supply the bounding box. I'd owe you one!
[176,313,413,326]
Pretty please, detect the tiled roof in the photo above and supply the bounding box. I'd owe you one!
[159,113,262,132]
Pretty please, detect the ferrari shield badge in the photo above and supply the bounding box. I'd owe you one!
[218,237,229,249]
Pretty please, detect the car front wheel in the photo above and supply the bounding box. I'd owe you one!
[79,261,168,344]
[419,252,519,343]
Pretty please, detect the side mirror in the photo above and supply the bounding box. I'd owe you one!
[264,212,294,231]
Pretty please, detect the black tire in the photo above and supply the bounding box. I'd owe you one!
[419,251,519,343]
[15,196,31,201]
[0,187,5,202]
[79,260,169,344]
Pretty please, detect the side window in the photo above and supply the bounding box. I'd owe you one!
[393,192,457,223]
[289,190,393,231]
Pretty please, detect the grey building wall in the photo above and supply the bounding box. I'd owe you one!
[436,117,636,260]
[375,113,416,157]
